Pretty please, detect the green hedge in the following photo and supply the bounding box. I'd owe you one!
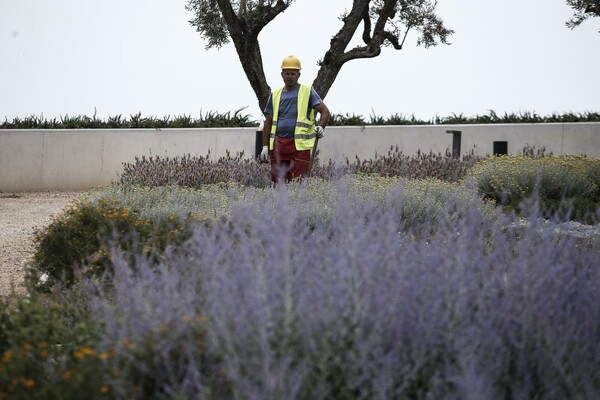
[2,110,599,129]
[330,110,600,126]
[0,110,257,129]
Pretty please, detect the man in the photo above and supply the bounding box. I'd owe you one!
[261,55,330,183]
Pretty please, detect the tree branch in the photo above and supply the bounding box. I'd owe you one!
[383,30,403,49]
[189,0,452,112]
[361,2,372,44]
[322,0,371,67]
[215,0,291,109]
[338,0,400,64]
[245,0,290,37]
[368,0,398,50]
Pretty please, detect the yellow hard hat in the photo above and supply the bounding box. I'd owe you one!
[281,55,301,70]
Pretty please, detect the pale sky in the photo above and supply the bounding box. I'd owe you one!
[1,0,599,123]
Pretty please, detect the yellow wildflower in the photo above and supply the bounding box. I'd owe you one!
[1,351,13,364]
[74,346,96,360]
[21,378,35,389]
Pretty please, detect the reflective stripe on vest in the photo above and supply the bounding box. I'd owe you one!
[270,84,316,151]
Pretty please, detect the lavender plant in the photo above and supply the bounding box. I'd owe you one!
[85,182,599,399]
[120,152,272,189]
[119,147,481,189]
[93,175,498,239]
[323,147,482,182]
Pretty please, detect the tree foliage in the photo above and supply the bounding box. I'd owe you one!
[566,0,600,31]
[185,0,453,110]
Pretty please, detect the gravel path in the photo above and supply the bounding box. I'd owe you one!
[0,191,86,297]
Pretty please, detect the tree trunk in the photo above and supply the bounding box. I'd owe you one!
[312,62,343,101]
[215,0,289,114]
[233,40,271,112]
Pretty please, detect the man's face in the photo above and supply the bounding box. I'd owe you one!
[281,69,300,88]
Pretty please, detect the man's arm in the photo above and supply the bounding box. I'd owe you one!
[262,113,273,148]
[314,102,330,128]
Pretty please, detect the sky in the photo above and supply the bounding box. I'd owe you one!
[1,0,599,123]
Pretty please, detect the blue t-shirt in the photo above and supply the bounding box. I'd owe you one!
[264,84,323,138]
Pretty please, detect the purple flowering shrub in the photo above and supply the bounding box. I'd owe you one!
[119,147,481,189]
[89,183,600,399]
[120,152,272,188]
[313,147,482,182]
[90,254,219,398]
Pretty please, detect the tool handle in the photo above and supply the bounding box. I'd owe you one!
[308,136,319,177]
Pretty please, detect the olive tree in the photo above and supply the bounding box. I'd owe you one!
[566,0,600,31]
[185,0,453,110]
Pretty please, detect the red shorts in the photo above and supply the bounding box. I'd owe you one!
[270,137,311,183]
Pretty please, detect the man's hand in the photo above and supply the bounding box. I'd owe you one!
[315,126,325,139]
[260,145,270,163]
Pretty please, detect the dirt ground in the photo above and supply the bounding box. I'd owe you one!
[0,191,86,297]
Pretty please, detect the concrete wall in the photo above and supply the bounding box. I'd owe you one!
[317,123,600,163]
[0,128,253,192]
[1,123,598,192]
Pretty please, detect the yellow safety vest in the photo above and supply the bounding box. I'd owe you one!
[270,84,316,151]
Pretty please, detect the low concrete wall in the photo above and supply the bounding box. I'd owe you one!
[0,128,254,192]
[1,123,598,192]
[318,123,600,162]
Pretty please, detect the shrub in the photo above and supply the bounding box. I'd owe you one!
[275,175,498,237]
[466,155,600,220]
[86,184,234,222]
[0,282,214,400]
[0,109,257,129]
[328,112,429,126]
[0,289,106,400]
[95,176,496,240]
[90,255,220,399]
[119,147,482,190]
[434,110,600,125]
[120,152,272,189]
[4,110,600,129]
[540,197,600,224]
[325,146,481,182]
[7,178,600,398]
[31,198,207,287]
[84,183,600,399]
